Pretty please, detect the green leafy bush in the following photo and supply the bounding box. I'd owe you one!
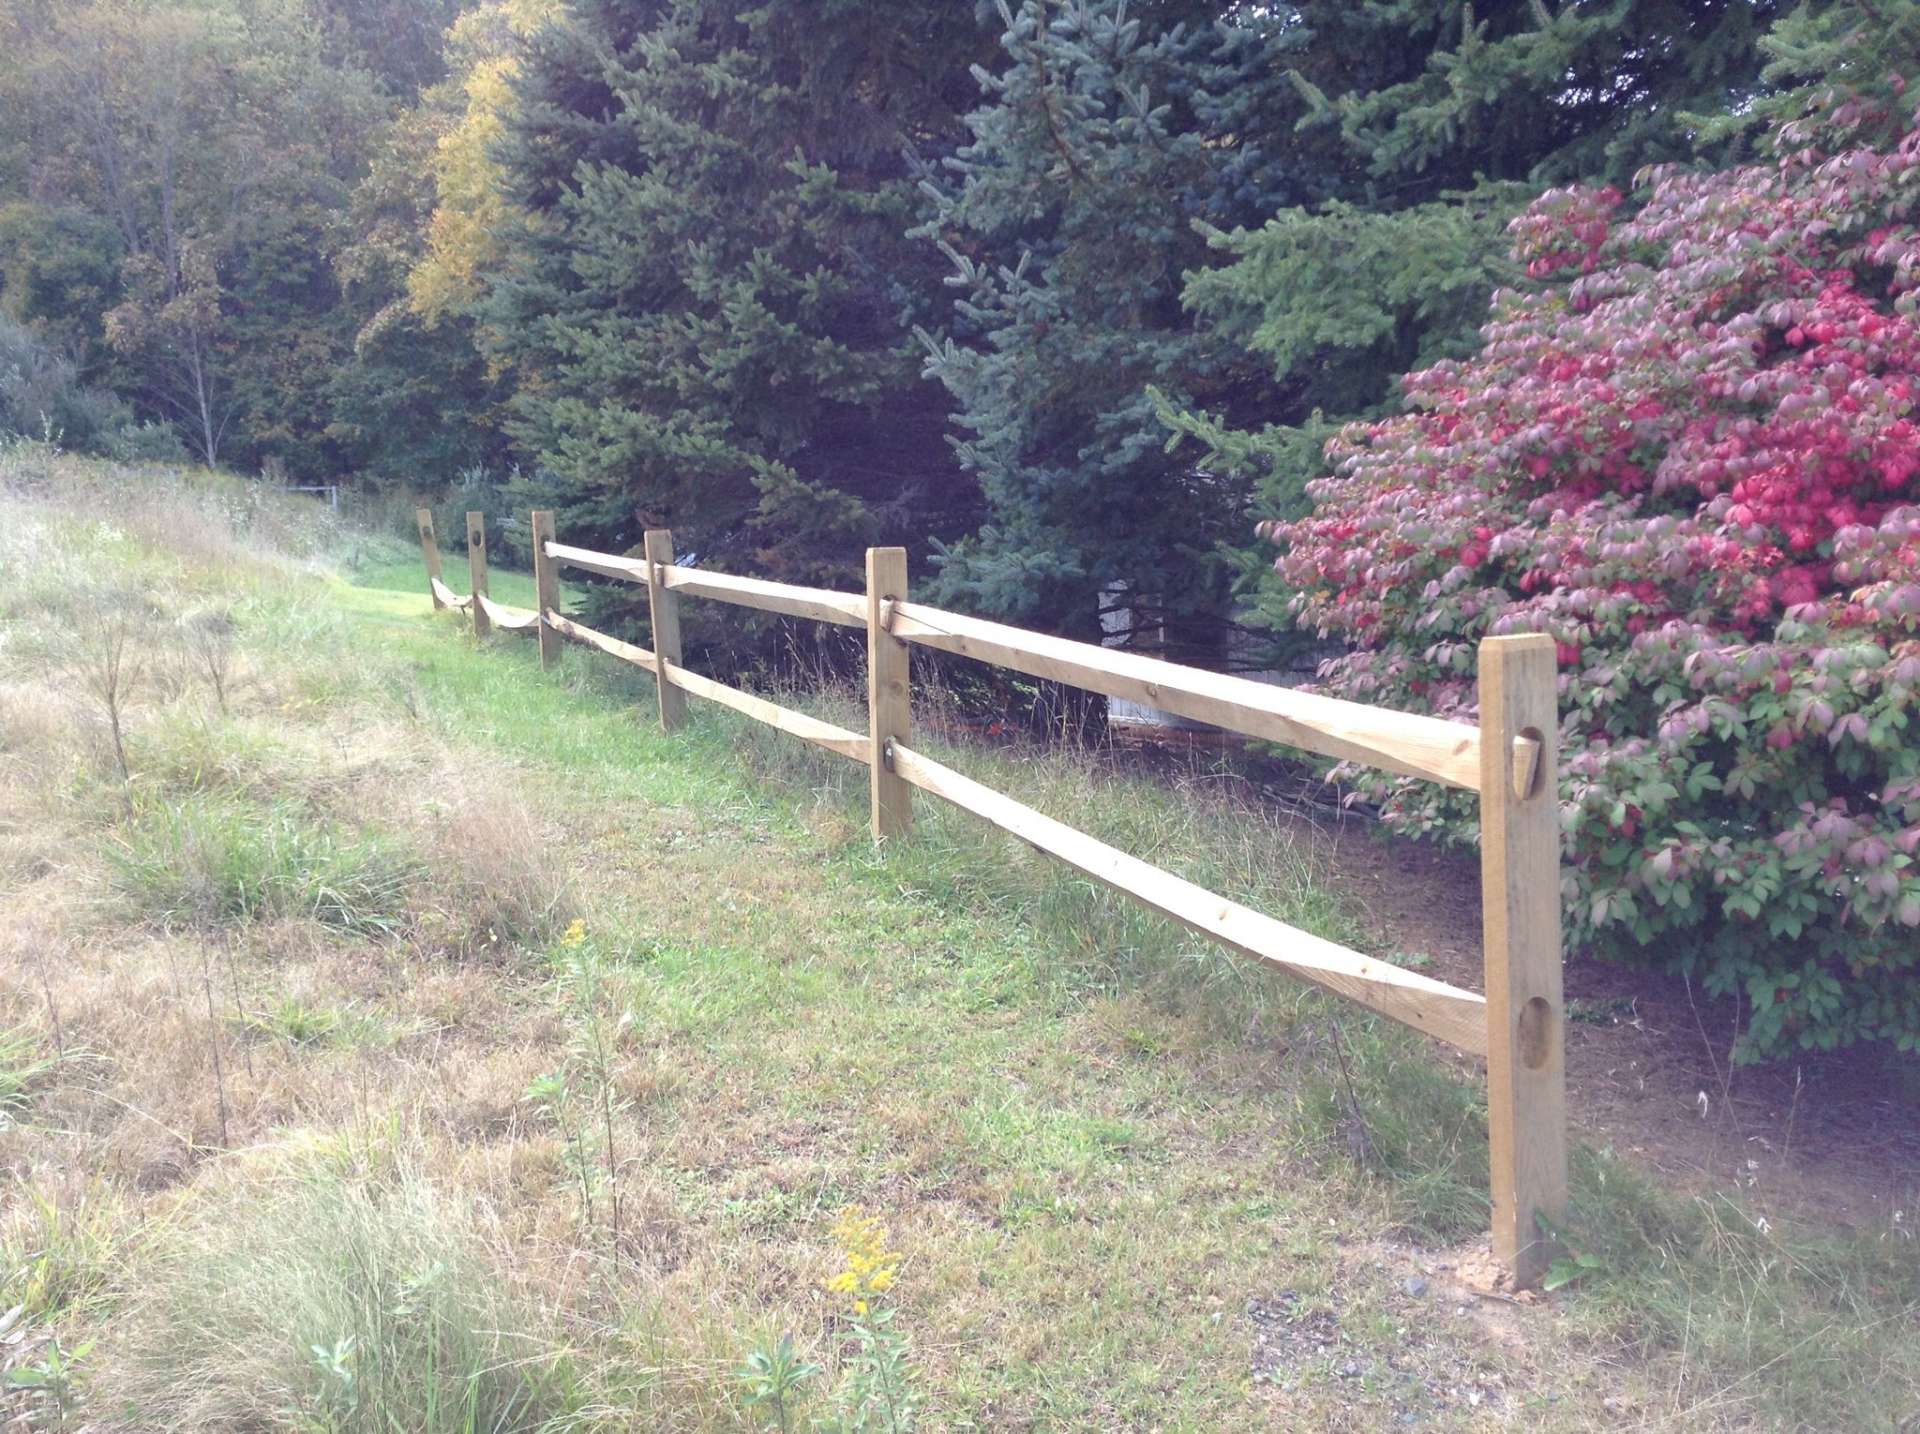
[1262,96,1920,1056]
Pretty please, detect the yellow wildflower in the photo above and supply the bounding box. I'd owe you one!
[560,918,587,948]
[825,1204,900,1313]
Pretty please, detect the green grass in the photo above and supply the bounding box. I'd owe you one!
[108,794,422,936]
[0,1023,59,1121]
[1555,1151,1920,1430]
[235,996,397,1051]
[0,1183,128,1328]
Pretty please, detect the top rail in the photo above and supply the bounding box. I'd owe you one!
[662,566,864,628]
[543,541,865,628]
[543,541,647,583]
[537,538,1539,794]
[890,602,1533,795]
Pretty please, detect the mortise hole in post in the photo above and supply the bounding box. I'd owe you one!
[1517,996,1553,1069]
[1515,724,1546,800]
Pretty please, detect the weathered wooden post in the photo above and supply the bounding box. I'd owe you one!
[1477,633,1566,1288]
[530,509,560,670]
[466,511,490,639]
[415,508,445,610]
[865,547,912,840]
[643,529,687,731]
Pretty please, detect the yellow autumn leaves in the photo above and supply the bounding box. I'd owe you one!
[408,0,567,324]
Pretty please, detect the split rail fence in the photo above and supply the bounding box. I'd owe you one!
[417,507,1568,1286]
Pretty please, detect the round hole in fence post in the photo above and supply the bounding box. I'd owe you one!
[1517,996,1554,1070]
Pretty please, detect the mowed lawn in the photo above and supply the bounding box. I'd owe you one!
[2,456,1915,1431]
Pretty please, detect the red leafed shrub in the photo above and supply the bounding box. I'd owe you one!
[1264,119,1920,1058]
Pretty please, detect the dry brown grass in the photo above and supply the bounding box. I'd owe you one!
[409,777,572,958]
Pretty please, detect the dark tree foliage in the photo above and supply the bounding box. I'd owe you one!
[329,104,513,491]
[311,0,466,98]
[0,203,124,376]
[914,0,1312,658]
[486,0,994,632]
[1165,0,1793,634]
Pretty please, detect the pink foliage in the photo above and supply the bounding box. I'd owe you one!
[1268,117,1920,1054]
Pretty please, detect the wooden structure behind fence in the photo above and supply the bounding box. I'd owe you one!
[418,509,1568,1286]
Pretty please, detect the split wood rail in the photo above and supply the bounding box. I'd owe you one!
[416,508,1568,1286]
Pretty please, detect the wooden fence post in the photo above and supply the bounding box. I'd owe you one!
[865,547,911,840]
[531,509,560,670]
[1477,633,1567,1288]
[466,511,490,639]
[415,508,445,610]
[643,529,687,731]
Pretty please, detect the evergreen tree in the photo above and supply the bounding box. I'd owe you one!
[1163,0,1792,635]
[914,0,1310,657]
[485,0,992,632]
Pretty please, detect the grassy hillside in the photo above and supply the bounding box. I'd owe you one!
[1,444,1915,1431]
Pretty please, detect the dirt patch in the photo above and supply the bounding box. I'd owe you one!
[1246,1281,1519,1425]
[1290,799,1919,1230]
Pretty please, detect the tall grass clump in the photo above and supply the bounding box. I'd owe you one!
[417,785,570,957]
[108,794,421,936]
[104,1163,579,1431]
[1556,1149,1920,1427]
[0,1181,129,1327]
[0,1022,61,1120]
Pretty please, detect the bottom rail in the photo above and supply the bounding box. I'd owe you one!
[541,609,868,765]
[887,742,1488,1055]
[545,610,657,669]
[665,662,870,765]
[478,594,540,630]
[429,577,473,611]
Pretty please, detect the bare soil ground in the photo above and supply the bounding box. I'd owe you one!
[1283,800,1919,1231]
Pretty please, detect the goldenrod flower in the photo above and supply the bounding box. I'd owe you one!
[560,918,587,948]
[825,1204,900,1314]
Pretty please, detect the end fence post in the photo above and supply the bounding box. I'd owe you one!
[531,509,560,670]
[643,529,687,731]
[416,508,445,609]
[1477,633,1567,1288]
[865,547,912,841]
[467,511,490,639]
